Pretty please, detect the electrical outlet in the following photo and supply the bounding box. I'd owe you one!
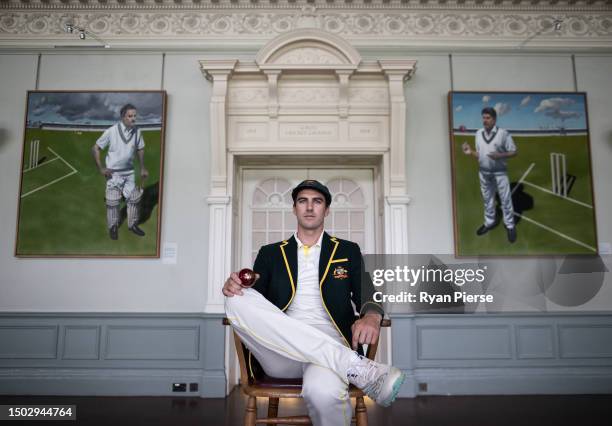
[172,383,187,392]
[189,383,199,392]
[418,382,428,392]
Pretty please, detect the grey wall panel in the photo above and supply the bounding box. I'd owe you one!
[559,325,612,358]
[62,326,100,360]
[516,325,555,359]
[202,318,225,371]
[417,325,512,360]
[1,310,612,397]
[0,314,225,397]
[105,326,199,360]
[0,326,58,359]
[390,317,414,370]
[393,313,612,397]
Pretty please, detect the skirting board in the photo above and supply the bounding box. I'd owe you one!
[0,368,225,397]
[399,367,612,397]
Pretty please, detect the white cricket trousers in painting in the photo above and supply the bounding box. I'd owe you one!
[479,170,515,229]
[225,288,357,426]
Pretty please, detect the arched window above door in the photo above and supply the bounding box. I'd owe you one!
[326,177,366,248]
[251,177,295,261]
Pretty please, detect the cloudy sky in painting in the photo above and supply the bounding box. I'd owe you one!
[27,92,164,125]
[451,92,587,131]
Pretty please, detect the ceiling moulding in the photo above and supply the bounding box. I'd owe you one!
[0,7,610,50]
[1,0,612,12]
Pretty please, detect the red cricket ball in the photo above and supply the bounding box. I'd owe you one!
[238,268,256,288]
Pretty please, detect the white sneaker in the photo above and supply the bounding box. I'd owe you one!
[346,354,405,407]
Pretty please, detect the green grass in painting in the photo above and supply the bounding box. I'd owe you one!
[16,129,162,256]
[453,134,596,256]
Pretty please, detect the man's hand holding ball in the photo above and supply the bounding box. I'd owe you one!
[222,268,259,297]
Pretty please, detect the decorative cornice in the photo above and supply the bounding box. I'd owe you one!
[2,11,609,37]
[1,0,611,12]
[1,7,611,50]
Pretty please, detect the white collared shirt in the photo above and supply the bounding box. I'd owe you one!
[475,125,516,173]
[285,231,344,343]
[95,122,145,171]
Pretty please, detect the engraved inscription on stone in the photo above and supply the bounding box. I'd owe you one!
[349,123,380,141]
[280,123,338,141]
[237,123,268,141]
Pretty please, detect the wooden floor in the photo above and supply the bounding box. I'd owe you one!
[1,388,611,425]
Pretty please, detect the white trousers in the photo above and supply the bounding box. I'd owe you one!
[225,288,356,426]
[479,170,515,228]
[106,171,136,199]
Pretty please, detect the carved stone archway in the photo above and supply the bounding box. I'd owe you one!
[200,29,416,313]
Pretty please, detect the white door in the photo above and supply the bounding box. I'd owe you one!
[227,167,388,388]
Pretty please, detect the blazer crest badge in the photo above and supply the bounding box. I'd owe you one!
[333,265,349,280]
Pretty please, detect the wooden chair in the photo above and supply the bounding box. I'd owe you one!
[223,317,391,426]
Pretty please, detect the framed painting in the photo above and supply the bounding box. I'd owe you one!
[449,91,597,256]
[15,90,167,257]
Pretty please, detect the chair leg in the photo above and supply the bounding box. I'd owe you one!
[245,395,257,426]
[355,396,368,426]
[267,397,279,426]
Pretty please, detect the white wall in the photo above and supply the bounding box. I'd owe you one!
[0,54,37,231]
[404,54,454,254]
[0,49,611,312]
[451,54,576,91]
[575,55,612,244]
[563,54,612,311]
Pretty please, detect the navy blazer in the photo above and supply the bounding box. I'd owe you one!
[243,232,383,379]
[250,232,383,362]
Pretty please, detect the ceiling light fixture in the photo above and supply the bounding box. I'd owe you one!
[517,18,564,49]
[63,23,111,48]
